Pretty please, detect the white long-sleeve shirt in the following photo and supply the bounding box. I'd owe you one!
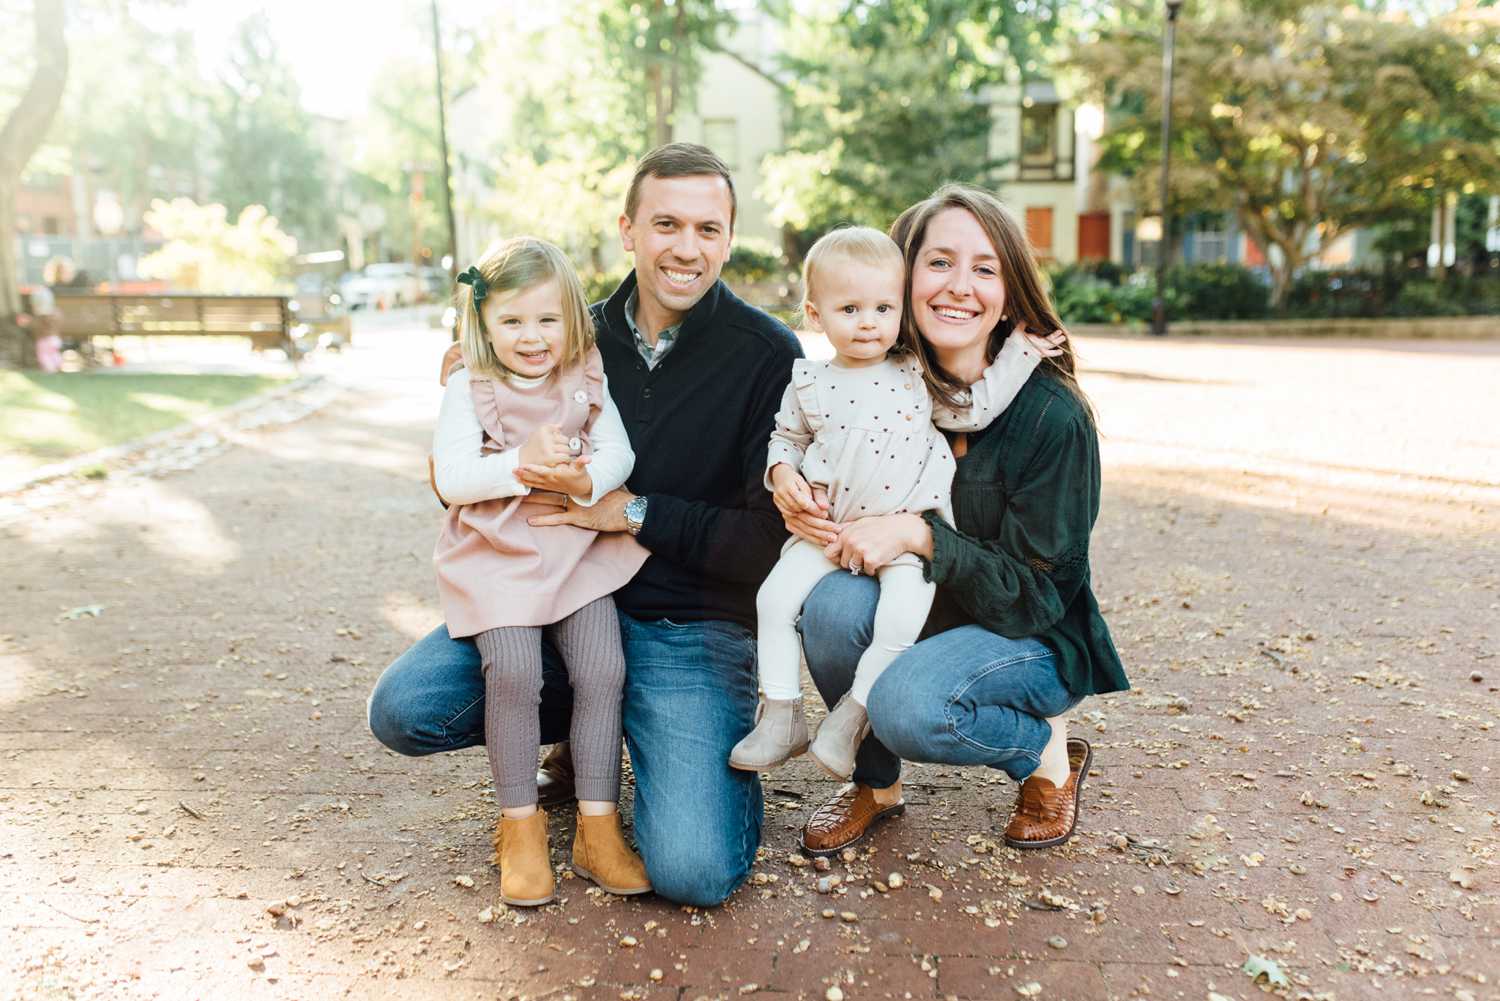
[432,368,634,507]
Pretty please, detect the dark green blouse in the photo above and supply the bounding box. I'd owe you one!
[921,372,1128,697]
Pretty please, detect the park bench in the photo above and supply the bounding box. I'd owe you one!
[52,292,302,357]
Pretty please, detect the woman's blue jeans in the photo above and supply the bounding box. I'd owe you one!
[798,571,1082,788]
[367,614,762,908]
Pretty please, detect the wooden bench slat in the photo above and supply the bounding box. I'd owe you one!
[54,293,294,349]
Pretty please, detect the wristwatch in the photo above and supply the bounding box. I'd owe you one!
[624,495,648,536]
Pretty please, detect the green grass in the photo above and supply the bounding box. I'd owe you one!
[0,371,288,480]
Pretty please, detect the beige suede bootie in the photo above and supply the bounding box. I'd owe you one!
[492,810,555,907]
[728,695,811,771]
[571,811,652,896]
[807,694,871,781]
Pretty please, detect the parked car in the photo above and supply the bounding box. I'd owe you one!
[342,263,425,310]
[289,272,352,350]
[420,266,452,303]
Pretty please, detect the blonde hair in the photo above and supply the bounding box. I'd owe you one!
[890,184,1093,421]
[457,237,594,379]
[800,226,905,311]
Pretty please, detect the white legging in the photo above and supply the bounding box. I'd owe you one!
[757,538,936,705]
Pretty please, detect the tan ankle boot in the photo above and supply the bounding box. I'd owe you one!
[572,811,651,896]
[492,810,555,906]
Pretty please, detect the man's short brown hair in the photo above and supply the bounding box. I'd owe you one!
[624,142,737,230]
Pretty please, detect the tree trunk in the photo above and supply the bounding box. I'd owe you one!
[1,0,69,352]
[1265,241,1307,312]
[648,63,668,148]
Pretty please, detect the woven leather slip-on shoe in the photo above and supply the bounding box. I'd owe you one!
[1003,737,1093,849]
[800,783,906,857]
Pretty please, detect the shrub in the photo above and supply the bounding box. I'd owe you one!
[580,267,630,306]
[1052,270,1175,324]
[1284,269,1500,318]
[1165,263,1270,320]
[723,237,791,286]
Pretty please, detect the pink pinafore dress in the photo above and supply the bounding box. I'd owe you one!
[434,348,648,637]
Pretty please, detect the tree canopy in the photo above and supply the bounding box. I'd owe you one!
[1074,2,1500,304]
[760,0,1064,253]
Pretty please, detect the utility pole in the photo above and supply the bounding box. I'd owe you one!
[1151,0,1184,337]
[431,0,459,281]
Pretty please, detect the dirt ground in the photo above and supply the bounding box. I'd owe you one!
[2,321,1496,1001]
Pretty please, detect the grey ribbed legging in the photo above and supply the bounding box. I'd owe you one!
[475,596,626,808]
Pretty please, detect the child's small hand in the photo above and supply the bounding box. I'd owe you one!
[769,464,825,519]
[1017,325,1068,358]
[516,457,593,498]
[519,424,574,467]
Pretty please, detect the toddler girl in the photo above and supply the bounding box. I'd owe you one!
[432,237,650,906]
[729,227,1063,779]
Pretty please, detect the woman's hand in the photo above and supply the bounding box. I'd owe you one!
[771,464,840,545]
[519,424,574,467]
[516,457,593,498]
[1018,325,1068,358]
[824,512,932,574]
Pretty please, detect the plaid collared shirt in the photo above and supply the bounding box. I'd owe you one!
[623,288,682,370]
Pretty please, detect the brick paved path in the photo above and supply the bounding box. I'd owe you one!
[3,328,1497,1000]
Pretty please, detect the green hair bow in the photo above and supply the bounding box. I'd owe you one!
[456,266,488,303]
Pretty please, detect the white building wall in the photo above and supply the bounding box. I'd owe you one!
[675,19,784,248]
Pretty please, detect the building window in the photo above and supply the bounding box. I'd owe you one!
[1020,103,1056,180]
[702,118,740,171]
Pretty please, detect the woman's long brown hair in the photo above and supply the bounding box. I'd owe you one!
[891,184,1094,423]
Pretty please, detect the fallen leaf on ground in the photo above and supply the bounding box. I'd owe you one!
[1242,954,1290,987]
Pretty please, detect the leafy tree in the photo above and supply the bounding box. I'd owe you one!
[49,10,209,233]
[137,197,297,292]
[349,52,451,265]
[448,0,727,276]
[1075,3,1500,307]
[760,0,1062,256]
[210,13,333,247]
[1,0,67,367]
[595,0,734,148]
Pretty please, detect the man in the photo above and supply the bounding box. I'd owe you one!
[369,143,801,906]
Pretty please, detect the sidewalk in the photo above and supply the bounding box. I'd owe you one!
[2,326,1496,1000]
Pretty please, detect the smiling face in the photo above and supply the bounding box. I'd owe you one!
[909,207,1008,372]
[805,257,905,367]
[482,279,566,379]
[618,173,734,332]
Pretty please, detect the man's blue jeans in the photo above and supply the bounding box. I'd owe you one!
[799,571,1082,787]
[367,614,762,907]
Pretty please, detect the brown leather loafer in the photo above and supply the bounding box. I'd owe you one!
[800,783,906,857]
[536,742,576,808]
[1003,737,1092,849]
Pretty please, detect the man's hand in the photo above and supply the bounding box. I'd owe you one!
[519,424,575,467]
[440,343,464,385]
[528,487,633,532]
[516,458,593,498]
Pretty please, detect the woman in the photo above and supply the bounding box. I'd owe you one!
[780,184,1128,855]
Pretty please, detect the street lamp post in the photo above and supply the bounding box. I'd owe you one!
[431,0,460,282]
[1151,0,1185,337]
